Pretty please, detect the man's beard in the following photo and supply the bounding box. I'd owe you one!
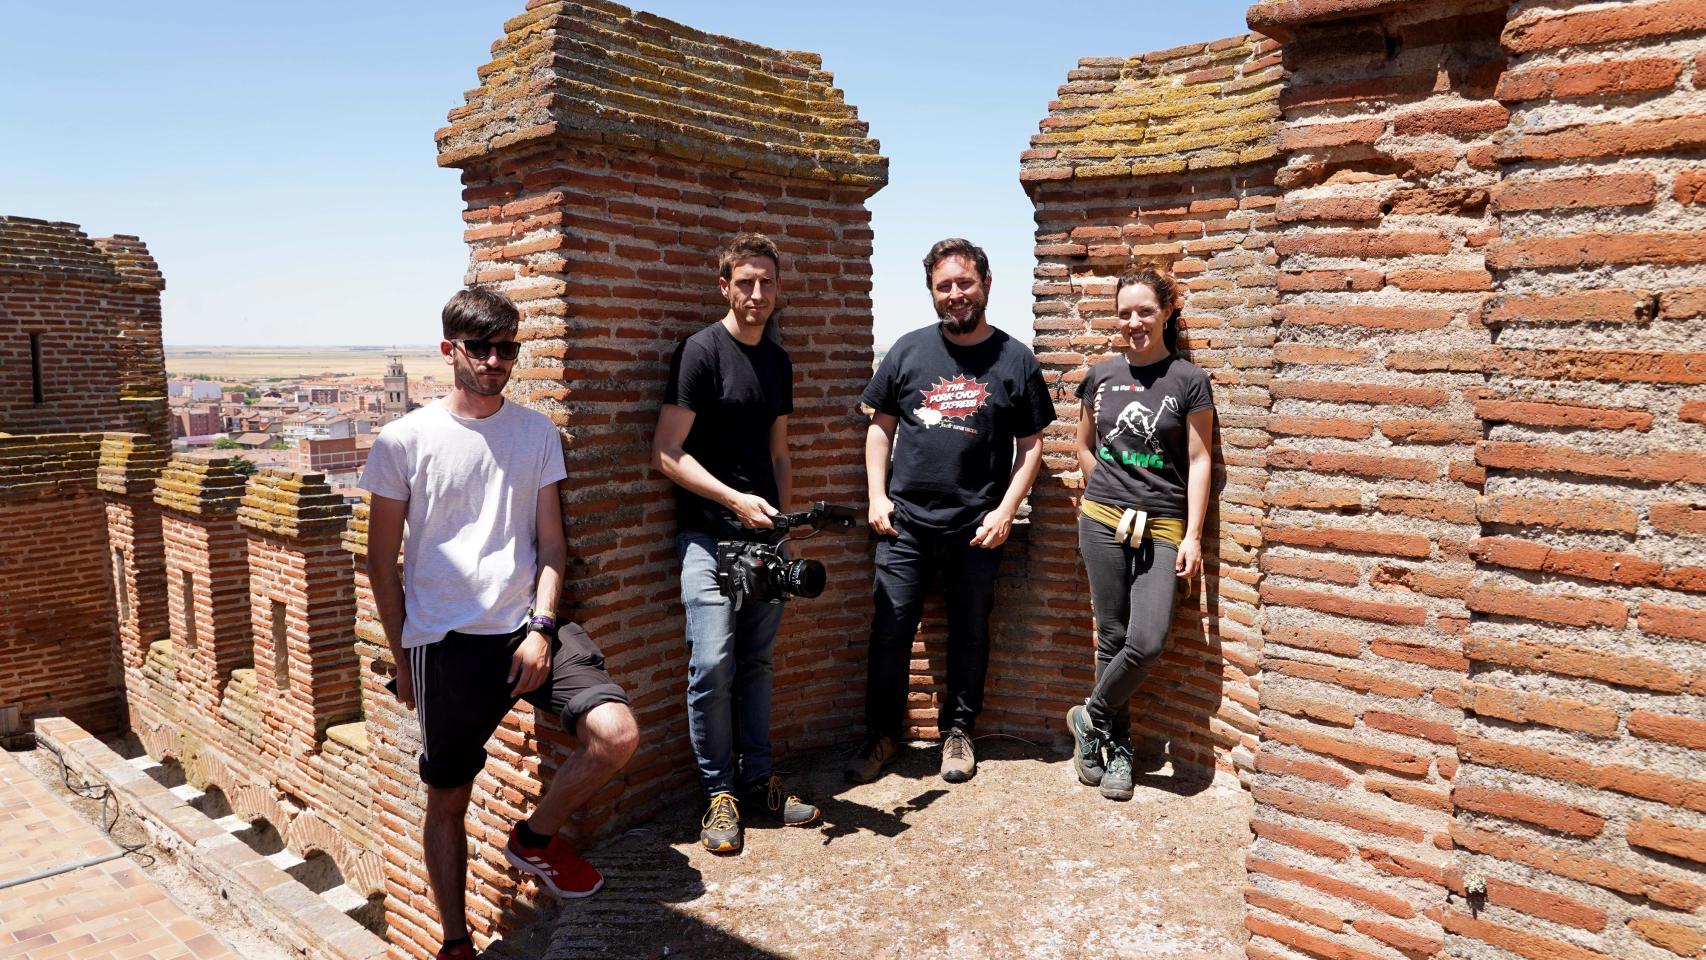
[936,300,986,336]
[454,360,508,397]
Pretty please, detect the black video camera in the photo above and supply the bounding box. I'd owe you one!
[715,501,859,610]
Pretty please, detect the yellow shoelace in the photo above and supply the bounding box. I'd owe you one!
[764,775,802,810]
[703,793,738,829]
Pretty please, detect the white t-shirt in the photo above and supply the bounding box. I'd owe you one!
[358,398,567,649]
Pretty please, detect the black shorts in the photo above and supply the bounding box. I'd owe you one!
[407,622,628,789]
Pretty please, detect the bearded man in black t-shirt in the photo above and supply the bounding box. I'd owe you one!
[651,234,819,855]
[846,238,1054,785]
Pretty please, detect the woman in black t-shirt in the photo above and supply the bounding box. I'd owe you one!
[1065,266,1215,801]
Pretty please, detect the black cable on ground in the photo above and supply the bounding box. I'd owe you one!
[37,739,156,867]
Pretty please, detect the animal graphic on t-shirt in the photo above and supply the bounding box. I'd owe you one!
[1105,395,1178,452]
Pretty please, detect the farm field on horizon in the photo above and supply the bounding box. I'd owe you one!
[165,345,443,380]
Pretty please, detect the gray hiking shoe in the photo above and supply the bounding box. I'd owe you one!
[940,729,976,783]
[1067,704,1107,786]
[741,775,819,827]
[700,792,742,853]
[1101,740,1135,801]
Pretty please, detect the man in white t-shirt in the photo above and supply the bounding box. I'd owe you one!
[360,288,638,960]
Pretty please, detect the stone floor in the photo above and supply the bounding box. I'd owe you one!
[0,746,239,960]
[486,736,1253,960]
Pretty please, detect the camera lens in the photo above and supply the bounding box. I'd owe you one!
[783,558,826,598]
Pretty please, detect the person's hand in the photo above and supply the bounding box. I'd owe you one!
[1175,537,1203,579]
[728,493,778,530]
[970,506,1015,549]
[509,631,551,696]
[393,659,416,710]
[869,493,897,537]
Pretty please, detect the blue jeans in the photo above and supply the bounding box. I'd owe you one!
[678,532,784,796]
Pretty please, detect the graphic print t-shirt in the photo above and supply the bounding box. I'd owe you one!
[663,322,793,540]
[861,326,1054,531]
[1076,354,1213,519]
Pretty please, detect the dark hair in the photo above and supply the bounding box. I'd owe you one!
[1114,265,1182,353]
[718,233,781,279]
[441,288,519,341]
[922,238,990,286]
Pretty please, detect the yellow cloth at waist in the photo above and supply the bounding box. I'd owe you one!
[1079,497,1187,547]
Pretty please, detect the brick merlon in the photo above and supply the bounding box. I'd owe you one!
[1247,0,1428,40]
[437,0,888,192]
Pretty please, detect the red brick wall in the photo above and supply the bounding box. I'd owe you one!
[0,435,124,735]
[1245,3,1507,958]
[1457,3,1706,957]
[1237,0,1706,957]
[0,218,167,443]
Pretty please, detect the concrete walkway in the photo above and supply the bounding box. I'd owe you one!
[491,738,1252,960]
[0,745,239,960]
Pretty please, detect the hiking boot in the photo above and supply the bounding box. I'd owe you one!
[437,940,479,960]
[1067,704,1108,786]
[844,735,899,784]
[741,775,819,827]
[503,824,604,898]
[940,729,976,783]
[700,791,742,854]
[1101,740,1135,801]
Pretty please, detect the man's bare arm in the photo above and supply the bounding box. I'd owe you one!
[770,414,792,513]
[864,410,899,536]
[365,493,411,707]
[509,481,566,696]
[651,403,778,529]
[970,431,1043,549]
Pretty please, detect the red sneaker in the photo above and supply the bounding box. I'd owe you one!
[503,825,604,898]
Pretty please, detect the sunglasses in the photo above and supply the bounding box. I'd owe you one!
[452,338,521,362]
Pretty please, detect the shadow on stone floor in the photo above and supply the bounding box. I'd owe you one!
[487,737,1245,960]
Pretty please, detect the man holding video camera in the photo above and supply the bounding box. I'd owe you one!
[651,233,819,854]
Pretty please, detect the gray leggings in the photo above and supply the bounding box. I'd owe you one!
[1079,513,1178,741]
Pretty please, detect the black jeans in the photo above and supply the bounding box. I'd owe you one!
[1079,513,1178,742]
[864,513,1005,740]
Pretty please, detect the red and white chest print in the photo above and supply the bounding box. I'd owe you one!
[913,374,990,436]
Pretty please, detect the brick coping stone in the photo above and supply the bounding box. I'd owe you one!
[32,716,386,960]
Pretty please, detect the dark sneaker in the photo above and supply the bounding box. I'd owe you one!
[700,792,742,854]
[844,735,899,784]
[940,729,976,783]
[1067,704,1107,786]
[437,941,478,960]
[504,824,603,898]
[742,775,820,826]
[1101,740,1135,801]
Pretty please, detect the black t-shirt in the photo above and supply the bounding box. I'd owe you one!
[664,322,793,539]
[861,325,1054,531]
[1077,354,1213,519]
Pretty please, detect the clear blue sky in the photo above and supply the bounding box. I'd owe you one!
[2,1,1252,347]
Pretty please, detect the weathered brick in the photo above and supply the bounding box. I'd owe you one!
[1487,231,1706,269]
[1628,915,1706,958]
[1503,0,1706,54]
[1492,172,1658,211]
[1467,684,1619,737]
[1496,58,1684,101]
[1456,785,1605,837]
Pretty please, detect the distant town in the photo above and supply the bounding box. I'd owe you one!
[167,348,449,497]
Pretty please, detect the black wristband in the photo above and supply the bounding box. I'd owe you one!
[527,614,557,635]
